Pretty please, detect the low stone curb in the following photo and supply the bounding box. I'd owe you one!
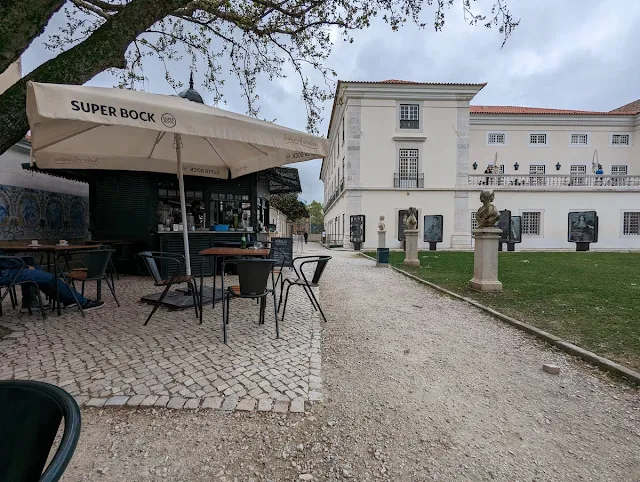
[360,252,640,385]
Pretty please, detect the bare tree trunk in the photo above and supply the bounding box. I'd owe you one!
[0,0,65,74]
[0,0,189,156]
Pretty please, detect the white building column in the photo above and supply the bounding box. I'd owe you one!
[451,100,472,249]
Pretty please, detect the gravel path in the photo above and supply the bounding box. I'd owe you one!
[60,245,639,481]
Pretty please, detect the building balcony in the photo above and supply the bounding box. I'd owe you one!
[393,173,424,188]
[468,174,640,189]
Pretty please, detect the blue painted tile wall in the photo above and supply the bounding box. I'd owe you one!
[0,185,89,241]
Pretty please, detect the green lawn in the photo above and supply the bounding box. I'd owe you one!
[366,251,640,371]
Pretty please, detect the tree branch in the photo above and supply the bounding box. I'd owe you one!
[0,0,65,73]
[0,0,191,155]
[70,0,111,19]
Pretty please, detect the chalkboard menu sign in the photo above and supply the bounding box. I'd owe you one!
[271,237,293,267]
[350,215,366,243]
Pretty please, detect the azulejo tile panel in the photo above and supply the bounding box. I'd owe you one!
[0,184,89,241]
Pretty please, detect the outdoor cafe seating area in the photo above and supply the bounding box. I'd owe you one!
[0,242,327,411]
[0,80,331,480]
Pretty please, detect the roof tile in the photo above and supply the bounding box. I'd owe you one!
[470,105,630,116]
[609,99,640,115]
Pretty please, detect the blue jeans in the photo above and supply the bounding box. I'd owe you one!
[0,266,88,307]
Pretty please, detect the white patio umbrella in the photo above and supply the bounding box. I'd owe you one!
[26,81,329,275]
[592,149,599,173]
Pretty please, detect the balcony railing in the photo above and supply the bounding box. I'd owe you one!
[468,174,640,188]
[394,173,424,188]
[325,180,345,208]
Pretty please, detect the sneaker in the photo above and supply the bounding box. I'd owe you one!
[81,300,104,312]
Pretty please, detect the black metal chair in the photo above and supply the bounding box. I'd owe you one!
[0,256,46,320]
[59,249,119,316]
[0,380,81,482]
[137,251,200,325]
[221,258,278,344]
[279,255,331,323]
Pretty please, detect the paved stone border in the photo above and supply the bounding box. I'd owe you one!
[359,253,640,385]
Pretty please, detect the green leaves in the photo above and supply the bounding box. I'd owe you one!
[270,193,309,221]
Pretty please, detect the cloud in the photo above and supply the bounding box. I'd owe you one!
[21,0,640,203]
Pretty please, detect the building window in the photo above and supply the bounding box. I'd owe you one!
[611,134,630,146]
[398,148,419,187]
[611,165,628,186]
[529,133,547,145]
[471,212,478,231]
[342,213,345,236]
[623,212,640,236]
[522,212,542,236]
[570,133,588,145]
[399,104,419,129]
[529,165,546,186]
[611,165,628,176]
[487,133,506,145]
[570,165,586,186]
[341,118,345,144]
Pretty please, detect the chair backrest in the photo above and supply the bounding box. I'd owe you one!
[309,256,331,285]
[0,380,81,482]
[138,251,162,284]
[81,249,113,279]
[234,259,275,296]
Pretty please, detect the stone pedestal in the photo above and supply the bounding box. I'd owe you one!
[469,227,502,292]
[403,229,420,267]
[378,230,386,249]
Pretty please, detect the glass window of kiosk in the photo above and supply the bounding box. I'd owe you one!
[210,193,251,228]
[157,182,204,229]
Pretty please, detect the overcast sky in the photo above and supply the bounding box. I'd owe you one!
[22,0,640,203]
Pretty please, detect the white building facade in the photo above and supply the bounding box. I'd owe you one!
[320,80,640,250]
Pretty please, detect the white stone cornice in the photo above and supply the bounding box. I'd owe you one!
[470,114,636,127]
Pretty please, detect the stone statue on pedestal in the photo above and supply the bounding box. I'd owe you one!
[469,190,502,292]
[476,191,500,228]
[405,207,418,230]
[403,207,420,267]
[378,215,385,232]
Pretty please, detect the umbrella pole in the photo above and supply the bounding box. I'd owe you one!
[175,133,192,276]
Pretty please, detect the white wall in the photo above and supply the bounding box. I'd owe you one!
[322,82,640,250]
[467,190,640,250]
[0,142,89,197]
[334,190,456,250]
[470,120,639,176]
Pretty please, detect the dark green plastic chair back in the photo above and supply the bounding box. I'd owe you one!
[235,259,275,296]
[82,249,113,279]
[0,380,81,482]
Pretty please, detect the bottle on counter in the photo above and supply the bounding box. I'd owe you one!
[241,234,247,249]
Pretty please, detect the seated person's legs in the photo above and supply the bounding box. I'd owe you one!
[14,266,101,309]
[19,256,41,308]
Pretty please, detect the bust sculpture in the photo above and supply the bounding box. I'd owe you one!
[405,207,418,230]
[378,215,385,231]
[476,191,500,228]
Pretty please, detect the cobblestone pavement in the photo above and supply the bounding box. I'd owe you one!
[0,271,322,413]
